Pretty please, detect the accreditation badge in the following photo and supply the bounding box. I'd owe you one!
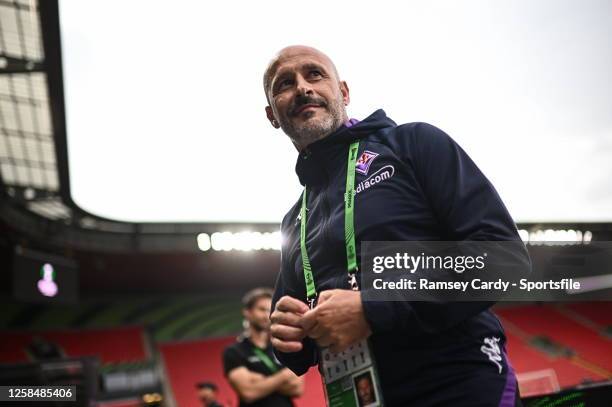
[320,339,384,407]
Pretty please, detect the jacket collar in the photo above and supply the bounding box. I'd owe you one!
[295,109,395,186]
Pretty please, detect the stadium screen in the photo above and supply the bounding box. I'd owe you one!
[12,247,79,304]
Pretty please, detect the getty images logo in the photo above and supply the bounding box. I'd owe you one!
[355,165,395,195]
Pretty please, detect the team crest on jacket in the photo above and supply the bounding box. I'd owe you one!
[355,150,379,175]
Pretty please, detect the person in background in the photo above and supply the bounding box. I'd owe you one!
[223,288,304,406]
[196,381,223,407]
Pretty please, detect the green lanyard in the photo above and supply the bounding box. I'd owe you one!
[252,347,279,373]
[300,141,360,307]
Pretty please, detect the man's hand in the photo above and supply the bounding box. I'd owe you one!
[300,289,372,353]
[270,296,310,353]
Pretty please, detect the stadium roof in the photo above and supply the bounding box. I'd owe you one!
[0,0,66,219]
[0,0,276,253]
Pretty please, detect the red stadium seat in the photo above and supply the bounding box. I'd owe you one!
[0,327,148,364]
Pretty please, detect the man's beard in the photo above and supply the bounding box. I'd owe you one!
[249,320,269,333]
[280,94,346,149]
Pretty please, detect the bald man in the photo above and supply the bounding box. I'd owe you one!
[266,45,527,406]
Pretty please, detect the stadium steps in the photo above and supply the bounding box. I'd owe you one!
[559,302,612,338]
[496,305,612,370]
[501,322,607,388]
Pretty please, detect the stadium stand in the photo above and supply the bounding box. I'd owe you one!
[0,326,148,364]
[497,305,612,368]
[496,303,612,394]
[564,302,612,329]
[505,330,606,388]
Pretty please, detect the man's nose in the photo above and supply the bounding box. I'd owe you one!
[295,74,314,96]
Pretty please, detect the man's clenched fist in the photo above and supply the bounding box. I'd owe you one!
[270,290,372,355]
[270,296,309,353]
[300,289,372,353]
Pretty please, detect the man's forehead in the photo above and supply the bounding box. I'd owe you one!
[255,297,272,306]
[277,46,330,63]
[269,47,335,78]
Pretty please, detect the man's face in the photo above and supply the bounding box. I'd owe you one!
[244,297,272,332]
[357,377,374,404]
[265,47,349,150]
[198,388,217,405]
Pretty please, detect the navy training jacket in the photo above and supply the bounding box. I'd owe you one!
[271,109,530,405]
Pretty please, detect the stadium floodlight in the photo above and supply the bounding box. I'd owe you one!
[201,231,282,252]
[518,229,593,246]
[197,233,212,252]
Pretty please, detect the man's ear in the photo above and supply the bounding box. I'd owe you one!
[266,106,280,128]
[340,81,350,106]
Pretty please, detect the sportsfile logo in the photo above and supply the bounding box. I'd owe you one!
[355,165,395,195]
[355,150,379,175]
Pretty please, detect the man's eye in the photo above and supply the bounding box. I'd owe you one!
[310,70,322,77]
[279,79,293,89]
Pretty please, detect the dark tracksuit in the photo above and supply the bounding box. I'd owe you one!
[271,109,529,406]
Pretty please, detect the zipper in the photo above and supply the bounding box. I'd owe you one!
[320,160,333,253]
